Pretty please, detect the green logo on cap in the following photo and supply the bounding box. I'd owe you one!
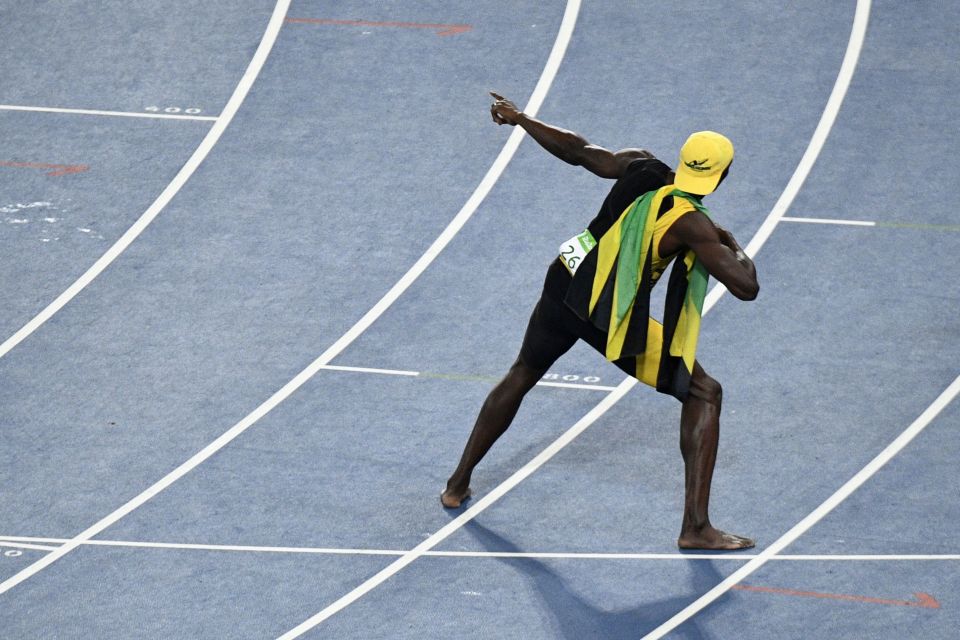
[685,158,714,172]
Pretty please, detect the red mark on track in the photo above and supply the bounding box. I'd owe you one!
[285,17,471,37]
[0,161,88,177]
[733,584,940,609]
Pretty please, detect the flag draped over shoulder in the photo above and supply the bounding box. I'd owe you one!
[563,184,711,400]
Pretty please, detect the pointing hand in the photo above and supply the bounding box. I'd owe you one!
[489,91,523,126]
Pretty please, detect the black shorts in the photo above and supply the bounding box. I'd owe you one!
[519,261,635,377]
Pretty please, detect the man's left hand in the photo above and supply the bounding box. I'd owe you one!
[489,91,523,125]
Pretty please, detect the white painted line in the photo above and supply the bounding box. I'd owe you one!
[642,5,876,637]
[703,0,872,313]
[536,380,617,391]
[3,535,957,562]
[771,555,960,562]
[782,216,876,226]
[430,550,756,560]
[317,364,419,377]
[0,0,293,595]
[0,0,577,600]
[278,1,873,635]
[83,540,405,556]
[317,363,613,391]
[278,373,631,639]
[0,1,289,365]
[427,551,960,561]
[0,536,65,544]
[276,3,583,635]
[0,536,405,556]
[0,541,59,552]
[644,372,959,639]
[0,104,218,121]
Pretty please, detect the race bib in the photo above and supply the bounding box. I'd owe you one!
[558,229,597,275]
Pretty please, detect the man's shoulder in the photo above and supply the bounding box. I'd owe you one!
[624,154,672,175]
[614,156,673,194]
[666,207,714,240]
[594,156,673,230]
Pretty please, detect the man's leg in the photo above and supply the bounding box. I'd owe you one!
[441,356,547,507]
[676,362,755,550]
[441,295,577,508]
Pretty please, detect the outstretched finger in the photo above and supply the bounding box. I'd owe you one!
[489,90,505,101]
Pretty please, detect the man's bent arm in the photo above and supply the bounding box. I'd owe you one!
[489,92,651,179]
[670,212,759,301]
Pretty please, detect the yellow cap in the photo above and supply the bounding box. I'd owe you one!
[674,131,734,195]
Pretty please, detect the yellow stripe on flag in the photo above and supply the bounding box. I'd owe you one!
[589,215,623,316]
[635,318,664,387]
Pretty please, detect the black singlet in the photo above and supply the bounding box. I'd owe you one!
[542,157,673,301]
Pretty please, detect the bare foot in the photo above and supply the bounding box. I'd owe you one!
[440,486,472,509]
[678,526,755,550]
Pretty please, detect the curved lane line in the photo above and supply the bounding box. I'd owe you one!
[645,375,959,638]
[273,1,583,636]
[0,0,293,595]
[705,0,872,309]
[646,1,881,636]
[0,0,292,362]
[0,0,581,597]
[277,0,872,636]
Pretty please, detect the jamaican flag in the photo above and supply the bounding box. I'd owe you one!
[563,184,710,401]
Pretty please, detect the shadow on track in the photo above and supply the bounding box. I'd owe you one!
[462,520,724,639]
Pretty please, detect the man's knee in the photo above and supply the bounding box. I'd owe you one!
[689,368,722,406]
[509,356,548,390]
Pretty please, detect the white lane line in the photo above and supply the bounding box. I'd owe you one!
[0,536,65,544]
[317,364,419,377]
[427,551,960,561]
[317,363,615,391]
[0,541,59,552]
[703,0,872,312]
[643,3,877,636]
[0,0,293,595]
[3,536,958,561]
[278,0,872,635]
[276,3,582,635]
[781,217,960,232]
[0,1,290,363]
[282,371,633,639]
[0,104,218,121]
[644,373,960,639]
[769,555,960,562]
[536,380,617,391]
[781,216,876,226]
[86,540,404,556]
[0,0,577,598]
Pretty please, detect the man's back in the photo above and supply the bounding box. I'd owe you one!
[586,157,673,240]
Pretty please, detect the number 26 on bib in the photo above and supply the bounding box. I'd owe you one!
[558,229,596,275]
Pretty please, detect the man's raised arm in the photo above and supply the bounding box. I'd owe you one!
[489,92,651,179]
